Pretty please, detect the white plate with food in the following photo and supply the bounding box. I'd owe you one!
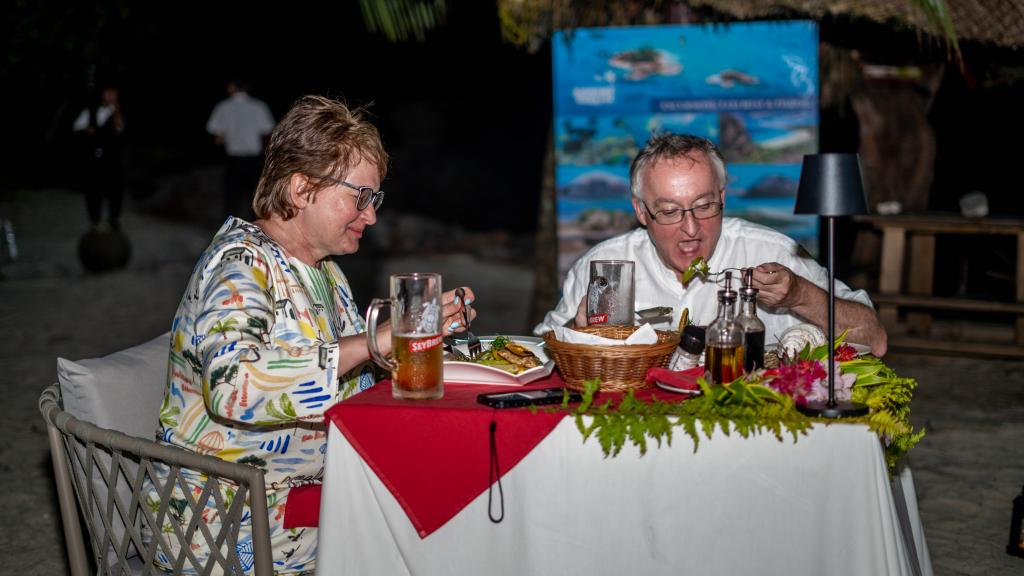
[444,335,555,386]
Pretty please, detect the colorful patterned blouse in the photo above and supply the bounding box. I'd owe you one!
[148,217,375,574]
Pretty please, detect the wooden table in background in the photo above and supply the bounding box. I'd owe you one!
[855,214,1024,356]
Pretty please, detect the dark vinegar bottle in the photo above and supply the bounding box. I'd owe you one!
[737,268,766,373]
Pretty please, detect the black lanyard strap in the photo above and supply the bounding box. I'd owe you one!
[487,418,505,523]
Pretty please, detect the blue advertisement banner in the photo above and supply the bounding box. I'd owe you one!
[552,21,819,277]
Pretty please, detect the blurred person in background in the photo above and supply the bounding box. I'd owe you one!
[73,85,126,230]
[207,79,275,221]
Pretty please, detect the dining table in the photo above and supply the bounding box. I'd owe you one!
[311,373,932,576]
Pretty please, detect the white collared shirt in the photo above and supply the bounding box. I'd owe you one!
[72,105,118,132]
[535,217,873,344]
[206,92,275,156]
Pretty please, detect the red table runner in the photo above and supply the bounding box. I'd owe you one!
[285,373,570,536]
[282,368,701,535]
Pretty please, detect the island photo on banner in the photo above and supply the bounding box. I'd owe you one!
[552,21,820,280]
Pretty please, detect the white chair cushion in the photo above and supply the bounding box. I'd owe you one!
[58,331,170,439]
[56,331,171,560]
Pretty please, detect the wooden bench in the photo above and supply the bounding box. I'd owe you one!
[855,214,1024,357]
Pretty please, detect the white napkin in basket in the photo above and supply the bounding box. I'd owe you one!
[552,323,658,346]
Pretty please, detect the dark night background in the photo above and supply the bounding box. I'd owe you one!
[1,2,551,233]
[2,1,1023,300]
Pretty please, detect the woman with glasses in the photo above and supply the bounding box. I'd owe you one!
[147,96,475,574]
[535,133,886,357]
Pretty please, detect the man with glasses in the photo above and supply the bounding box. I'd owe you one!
[536,133,887,356]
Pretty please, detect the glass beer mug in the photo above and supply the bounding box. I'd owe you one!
[366,273,444,400]
[587,260,635,326]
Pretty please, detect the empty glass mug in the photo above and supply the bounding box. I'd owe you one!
[366,273,444,400]
[587,260,635,326]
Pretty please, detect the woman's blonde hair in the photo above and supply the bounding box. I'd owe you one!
[253,95,388,220]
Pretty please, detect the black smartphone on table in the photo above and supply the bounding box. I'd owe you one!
[477,387,583,409]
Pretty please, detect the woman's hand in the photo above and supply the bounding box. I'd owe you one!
[441,287,477,336]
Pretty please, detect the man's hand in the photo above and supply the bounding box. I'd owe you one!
[751,263,803,309]
[572,297,587,328]
[751,261,888,356]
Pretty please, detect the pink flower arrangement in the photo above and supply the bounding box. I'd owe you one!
[804,361,857,404]
[763,357,856,406]
[834,343,858,362]
[763,360,825,405]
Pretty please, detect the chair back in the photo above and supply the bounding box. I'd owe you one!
[56,332,171,557]
[40,384,274,575]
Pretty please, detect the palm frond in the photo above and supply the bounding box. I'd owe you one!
[358,0,448,42]
[911,0,963,65]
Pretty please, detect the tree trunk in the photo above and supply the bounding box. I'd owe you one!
[529,124,558,330]
[851,64,945,272]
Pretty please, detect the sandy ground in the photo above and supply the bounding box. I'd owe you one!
[2,188,1023,575]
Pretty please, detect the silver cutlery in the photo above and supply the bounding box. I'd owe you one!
[456,287,481,359]
[443,337,472,361]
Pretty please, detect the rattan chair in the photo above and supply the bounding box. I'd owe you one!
[40,384,273,575]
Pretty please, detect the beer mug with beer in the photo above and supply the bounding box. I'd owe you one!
[366,273,445,400]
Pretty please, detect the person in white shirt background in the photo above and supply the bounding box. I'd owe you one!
[206,79,275,221]
[72,85,126,230]
[536,133,888,356]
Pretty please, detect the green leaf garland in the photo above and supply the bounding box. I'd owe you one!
[562,343,925,474]
[570,377,813,458]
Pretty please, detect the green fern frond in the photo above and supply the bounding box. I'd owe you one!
[567,356,922,475]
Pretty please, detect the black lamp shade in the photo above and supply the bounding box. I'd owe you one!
[794,153,868,216]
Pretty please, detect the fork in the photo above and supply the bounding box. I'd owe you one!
[443,337,472,361]
[456,287,482,359]
[706,267,744,280]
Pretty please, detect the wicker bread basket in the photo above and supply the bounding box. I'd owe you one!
[543,325,681,392]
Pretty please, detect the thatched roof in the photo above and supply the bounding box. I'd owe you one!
[690,0,1024,48]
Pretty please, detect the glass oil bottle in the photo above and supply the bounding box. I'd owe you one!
[705,271,744,385]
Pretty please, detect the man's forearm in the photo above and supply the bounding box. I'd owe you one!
[790,277,888,357]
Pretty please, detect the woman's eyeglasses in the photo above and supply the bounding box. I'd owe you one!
[320,176,385,211]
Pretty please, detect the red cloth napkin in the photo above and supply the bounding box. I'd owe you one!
[645,365,704,391]
[284,373,570,537]
[282,484,321,529]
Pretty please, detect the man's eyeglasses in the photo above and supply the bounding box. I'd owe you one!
[320,176,385,211]
[641,199,723,225]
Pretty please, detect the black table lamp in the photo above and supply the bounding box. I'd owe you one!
[794,153,870,418]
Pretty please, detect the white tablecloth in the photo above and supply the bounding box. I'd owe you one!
[316,419,931,576]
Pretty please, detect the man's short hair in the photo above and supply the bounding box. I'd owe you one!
[629,134,727,199]
[253,95,388,220]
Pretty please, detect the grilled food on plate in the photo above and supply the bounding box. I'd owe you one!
[446,335,543,374]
